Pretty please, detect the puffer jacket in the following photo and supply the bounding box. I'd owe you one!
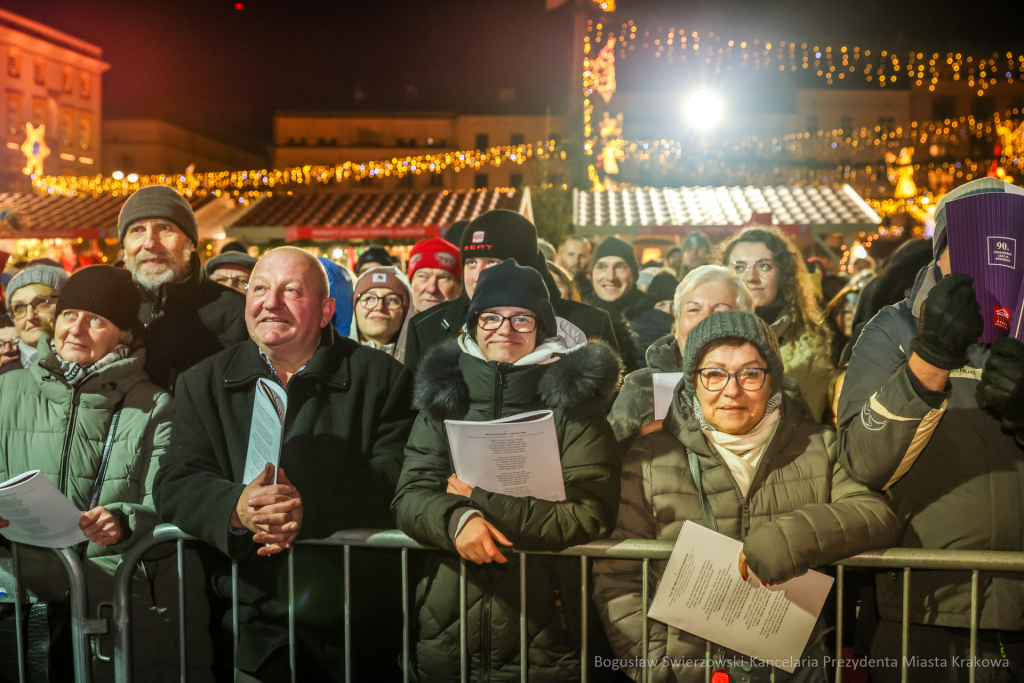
[838,263,1024,630]
[392,328,623,683]
[0,337,212,683]
[770,311,833,423]
[594,381,899,682]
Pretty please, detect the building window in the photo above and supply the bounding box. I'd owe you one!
[59,107,74,147]
[7,91,23,136]
[511,133,525,146]
[7,50,20,78]
[429,172,444,187]
[398,173,414,188]
[876,117,894,139]
[806,115,818,133]
[33,59,45,85]
[78,111,91,149]
[61,67,73,93]
[971,96,995,121]
[839,116,853,132]
[932,96,958,120]
[474,173,489,189]
[121,154,135,172]
[359,176,375,187]
[475,134,489,150]
[510,173,524,190]
[80,73,91,99]
[31,97,45,127]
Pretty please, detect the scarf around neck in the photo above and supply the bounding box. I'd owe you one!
[689,391,783,497]
[49,338,131,387]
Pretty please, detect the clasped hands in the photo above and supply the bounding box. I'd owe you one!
[0,507,122,546]
[232,462,303,556]
[446,474,512,565]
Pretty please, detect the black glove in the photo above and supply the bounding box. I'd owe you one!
[976,336,1024,428]
[910,273,984,370]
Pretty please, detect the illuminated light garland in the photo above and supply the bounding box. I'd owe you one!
[32,142,556,199]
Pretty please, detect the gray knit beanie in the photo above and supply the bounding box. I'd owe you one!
[117,186,199,246]
[6,265,69,310]
[682,310,784,392]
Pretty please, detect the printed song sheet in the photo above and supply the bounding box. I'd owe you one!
[445,410,566,501]
[0,470,87,548]
[242,379,288,485]
[653,373,686,420]
[649,522,833,673]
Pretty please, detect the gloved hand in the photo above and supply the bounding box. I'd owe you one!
[910,273,984,370]
[976,336,1024,428]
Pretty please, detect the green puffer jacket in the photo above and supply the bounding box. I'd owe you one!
[0,337,212,683]
[771,312,833,423]
[594,382,899,682]
[393,337,623,683]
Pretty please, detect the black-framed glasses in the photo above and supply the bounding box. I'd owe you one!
[0,338,19,350]
[358,293,405,311]
[211,275,250,289]
[696,367,770,392]
[477,312,537,333]
[730,260,776,277]
[10,295,57,320]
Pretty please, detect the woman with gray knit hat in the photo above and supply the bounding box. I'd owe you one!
[0,265,212,682]
[1,264,68,376]
[594,310,899,683]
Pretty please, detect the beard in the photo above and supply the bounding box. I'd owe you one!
[127,250,189,291]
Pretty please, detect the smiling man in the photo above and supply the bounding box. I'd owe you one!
[155,246,416,682]
[118,186,248,391]
[586,236,654,372]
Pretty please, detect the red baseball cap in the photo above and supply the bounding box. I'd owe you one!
[408,237,462,280]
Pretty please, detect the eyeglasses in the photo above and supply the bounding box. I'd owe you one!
[10,296,57,320]
[477,313,537,333]
[358,293,405,311]
[696,367,770,392]
[211,275,249,288]
[1,338,19,351]
[730,260,776,277]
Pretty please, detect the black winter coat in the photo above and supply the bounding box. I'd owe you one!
[154,327,416,677]
[138,253,249,392]
[393,339,623,683]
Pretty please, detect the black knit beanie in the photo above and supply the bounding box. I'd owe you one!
[117,186,199,246]
[682,310,784,392]
[460,210,538,266]
[592,237,639,280]
[467,259,557,334]
[444,220,470,249]
[56,266,142,334]
[647,272,680,304]
[355,246,393,272]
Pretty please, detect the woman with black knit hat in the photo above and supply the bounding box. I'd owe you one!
[394,258,623,682]
[0,266,212,682]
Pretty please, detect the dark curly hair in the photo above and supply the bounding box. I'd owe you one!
[718,226,832,365]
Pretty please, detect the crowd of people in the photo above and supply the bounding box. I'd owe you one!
[0,178,1022,683]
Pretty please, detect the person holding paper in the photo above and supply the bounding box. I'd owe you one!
[393,258,623,683]
[838,177,1024,682]
[0,265,212,682]
[594,311,898,682]
[155,246,416,682]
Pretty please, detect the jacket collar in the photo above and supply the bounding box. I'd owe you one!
[138,252,205,320]
[224,326,349,391]
[440,293,469,333]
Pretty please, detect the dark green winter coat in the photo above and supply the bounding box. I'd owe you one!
[393,338,623,683]
[0,337,212,683]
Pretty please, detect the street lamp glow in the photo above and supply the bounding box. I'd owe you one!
[684,91,725,131]
[112,170,124,180]
[332,248,343,259]
[126,173,139,183]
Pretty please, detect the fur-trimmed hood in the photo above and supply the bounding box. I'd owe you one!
[414,337,623,421]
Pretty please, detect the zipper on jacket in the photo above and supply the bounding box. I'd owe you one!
[57,389,82,495]
[491,363,508,419]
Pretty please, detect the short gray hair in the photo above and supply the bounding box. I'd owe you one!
[673,265,754,316]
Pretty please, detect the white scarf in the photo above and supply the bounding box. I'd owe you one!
[690,392,782,497]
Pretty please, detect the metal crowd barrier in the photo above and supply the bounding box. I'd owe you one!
[5,525,1024,683]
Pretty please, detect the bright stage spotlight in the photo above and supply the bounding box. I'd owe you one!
[684,91,724,131]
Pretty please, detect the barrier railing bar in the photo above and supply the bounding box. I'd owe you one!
[459,558,467,683]
[343,544,350,683]
[53,546,92,683]
[519,554,527,683]
[11,543,27,683]
[969,569,979,683]
[231,559,239,683]
[289,547,296,683]
[901,568,910,683]
[641,557,649,683]
[835,564,844,683]
[177,539,186,683]
[401,548,410,683]
[704,641,711,683]
[580,555,588,683]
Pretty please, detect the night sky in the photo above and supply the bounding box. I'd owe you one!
[4,0,1016,151]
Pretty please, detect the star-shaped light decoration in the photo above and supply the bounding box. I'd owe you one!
[21,122,50,177]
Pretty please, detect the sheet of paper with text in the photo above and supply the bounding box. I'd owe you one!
[242,379,288,485]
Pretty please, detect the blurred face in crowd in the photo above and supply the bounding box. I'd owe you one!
[463,257,504,298]
[557,238,591,276]
[0,326,18,367]
[592,256,635,302]
[654,300,674,315]
[355,287,408,345]
[476,306,538,364]
[675,280,744,352]
[666,250,682,270]
[549,268,571,300]
[123,219,195,291]
[210,264,252,293]
[9,283,57,347]
[54,309,122,365]
[411,268,461,312]
[246,249,334,359]
[683,244,711,268]
[357,259,388,276]
[728,241,778,307]
[694,341,772,435]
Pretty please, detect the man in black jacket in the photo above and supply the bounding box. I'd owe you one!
[404,210,620,368]
[118,186,248,391]
[155,247,416,682]
[586,236,654,372]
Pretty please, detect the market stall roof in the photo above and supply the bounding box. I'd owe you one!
[0,191,212,240]
[226,188,531,242]
[573,184,882,237]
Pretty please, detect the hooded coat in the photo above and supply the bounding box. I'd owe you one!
[594,378,899,682]
[349,266,413,363]
[392,325,623,683]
